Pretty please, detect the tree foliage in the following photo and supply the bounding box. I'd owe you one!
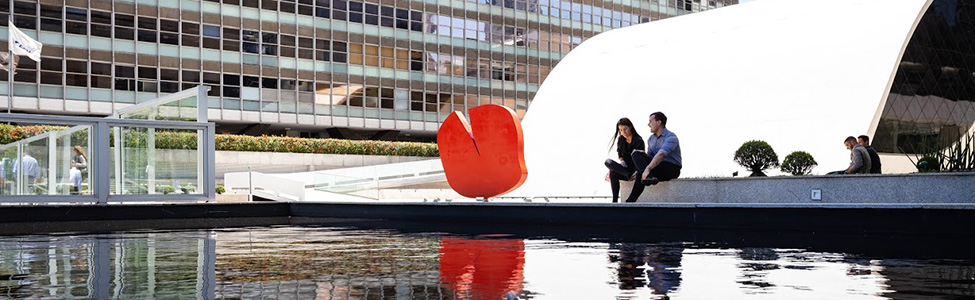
[734,140,779,177]
[780,151,817,175]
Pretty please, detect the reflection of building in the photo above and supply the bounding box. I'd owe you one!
[0,0,734,140]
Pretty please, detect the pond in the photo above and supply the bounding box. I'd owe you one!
[0,220,971,299]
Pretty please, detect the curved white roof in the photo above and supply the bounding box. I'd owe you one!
[514,0,932,196]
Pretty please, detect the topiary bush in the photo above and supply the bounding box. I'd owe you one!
[917,156,940,172]
[0,124,438,157]
[734,140,780,177]
[780,151,817,175]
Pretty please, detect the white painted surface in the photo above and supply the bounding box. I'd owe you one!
[515,0,931,197]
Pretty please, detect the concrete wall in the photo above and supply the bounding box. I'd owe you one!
[621,172,975,204]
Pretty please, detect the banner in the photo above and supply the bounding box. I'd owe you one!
[8,21,42,62]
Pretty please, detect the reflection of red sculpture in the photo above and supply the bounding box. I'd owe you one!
[439,237,525,300]
[437,105,528,198]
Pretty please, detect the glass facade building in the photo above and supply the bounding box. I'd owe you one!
[0,0,734,140]
[875,0,975,153]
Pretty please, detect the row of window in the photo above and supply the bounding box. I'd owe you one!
[18,6,586,55]
[9,57,542,96]
[205,0,657,28]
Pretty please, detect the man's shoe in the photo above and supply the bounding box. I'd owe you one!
[641,177,659,186]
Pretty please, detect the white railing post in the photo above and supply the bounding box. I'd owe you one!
[47,134,56,195]
[95,121,111,204]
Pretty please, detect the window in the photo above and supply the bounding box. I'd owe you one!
[91,62,112,76]
[223,74,240,86]
[160,69,179,81]
[91,24,112,38]
[223,28,240,51]
[116,66,136,78]
[41,18,62,32]
[182,22,200,47]
[182,70,200,82]
[40,5,62,32]
[262,77,278,88]
[65,59,87,87]
[41,59,62,72]
[203,72,220,84]
[160,19,180,45]
[202,25,220,37]
[138,67,157,79]
[116,66,137,91]
[243,76,260,87]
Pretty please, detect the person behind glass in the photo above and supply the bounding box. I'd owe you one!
[12,151,40,193]
[68,164,82,195]
[0,158,5,195]
[604,118,645,203]
[857,135,881,174]
[626,112,682,203]
[71,146,88,171]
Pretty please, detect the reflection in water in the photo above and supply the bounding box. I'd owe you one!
[610,243,682,296]
[0,226,971,299]
[439,237,525,300]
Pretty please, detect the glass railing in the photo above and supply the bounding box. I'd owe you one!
[0,124,92,196]
[313,159,444,200]
[0,86,215,203]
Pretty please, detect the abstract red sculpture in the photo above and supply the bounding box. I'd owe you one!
[437,104,528,198]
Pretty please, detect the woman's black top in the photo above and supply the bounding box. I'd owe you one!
[617,135,645,171]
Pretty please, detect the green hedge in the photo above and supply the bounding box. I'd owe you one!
[0,124,438,157]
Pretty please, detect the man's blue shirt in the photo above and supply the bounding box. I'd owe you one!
[13,155,39,178]
[647,128,682,167]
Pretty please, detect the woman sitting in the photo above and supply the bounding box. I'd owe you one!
[604,118,645,203]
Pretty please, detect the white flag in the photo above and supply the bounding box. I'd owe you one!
[8,21,42,62]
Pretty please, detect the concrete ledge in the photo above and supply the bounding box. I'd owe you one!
[1,194,975,236]
[620,172,975,204]
[289,202,975,236]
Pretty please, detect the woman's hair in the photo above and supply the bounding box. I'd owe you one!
[609,117,640,150]
[73,145,87,161]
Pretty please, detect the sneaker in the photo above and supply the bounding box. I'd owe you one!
[641,177,659,186]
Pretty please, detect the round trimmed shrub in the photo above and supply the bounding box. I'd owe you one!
[734,140,779,177]
[780,151,817,175]
[917,156,940,172]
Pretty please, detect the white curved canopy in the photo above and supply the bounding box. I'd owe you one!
[514,0,932,196]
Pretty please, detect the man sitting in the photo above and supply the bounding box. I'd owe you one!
[624,112,682,203]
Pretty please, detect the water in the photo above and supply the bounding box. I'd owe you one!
[0,221,972,299]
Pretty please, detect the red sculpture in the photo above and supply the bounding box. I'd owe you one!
[437,105,528,198]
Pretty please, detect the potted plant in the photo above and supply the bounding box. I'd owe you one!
[734,140,779,177]
[781,151,817,175]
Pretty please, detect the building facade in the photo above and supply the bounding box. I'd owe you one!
[512,0,974,197]
[873,0,975,154]
[0,0,734,140]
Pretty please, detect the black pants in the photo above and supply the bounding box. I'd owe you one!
[604,159,635,203]
[625,152,681,203]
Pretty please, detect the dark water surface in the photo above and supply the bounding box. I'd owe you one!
[0,220,973,299]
